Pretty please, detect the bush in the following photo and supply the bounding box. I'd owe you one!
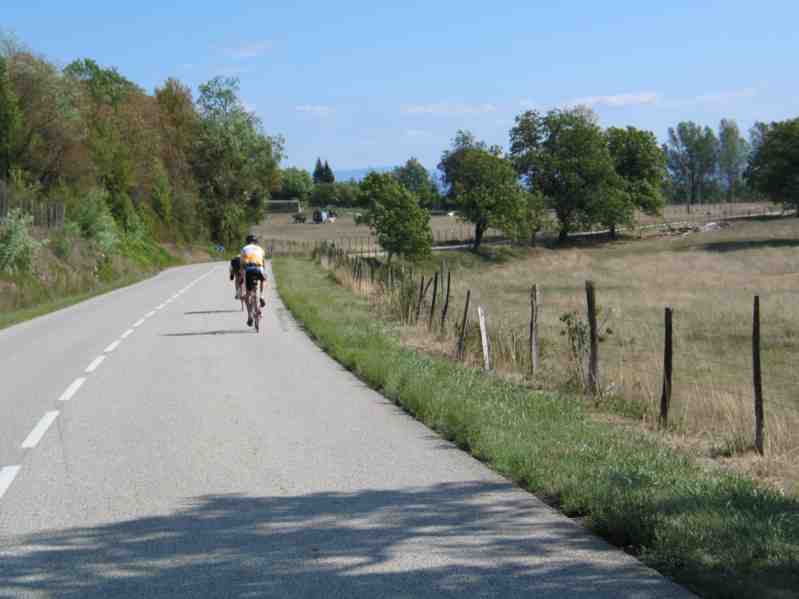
[72,188,120,255]
[0,208,41,274]
[292,213,307,224]
[50,221,80,260]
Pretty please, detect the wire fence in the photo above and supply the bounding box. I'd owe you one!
[0,180,65,229]
[311,241,799,460]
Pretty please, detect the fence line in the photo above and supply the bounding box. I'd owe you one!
[0,180,66,229]
[310,241,799,460]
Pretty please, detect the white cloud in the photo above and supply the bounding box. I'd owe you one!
[571,91,660,108]
[695,87,757,104]
[519,99,537,109]
[224,40,273,59]
[402,102,497,116]
[296,104,332,117]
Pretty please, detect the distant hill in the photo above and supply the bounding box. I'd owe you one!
[333,166,395,182]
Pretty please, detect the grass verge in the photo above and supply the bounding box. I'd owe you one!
[0,241,209,331]
[0,271,155,330]
[274,256,799,599]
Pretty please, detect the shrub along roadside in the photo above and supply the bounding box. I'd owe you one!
[274,257,799,599]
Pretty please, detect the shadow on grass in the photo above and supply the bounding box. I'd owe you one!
[699,238,799,253]
[0,483,688,599]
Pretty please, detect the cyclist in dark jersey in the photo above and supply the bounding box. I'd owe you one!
[229,255,243,300]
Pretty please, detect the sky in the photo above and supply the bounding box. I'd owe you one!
[4,1,799,172]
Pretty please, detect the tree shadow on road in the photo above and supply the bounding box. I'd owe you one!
[161,330,252,337]
[184,310,243,315]
[0,482,685,598]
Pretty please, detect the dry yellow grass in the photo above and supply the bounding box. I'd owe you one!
[323,216,799,491]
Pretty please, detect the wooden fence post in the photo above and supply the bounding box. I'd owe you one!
[440,271,451,334]
[478,306,491,371]
[753,295,764,455]
[415,276,425,323]
[660,307,673,427]
[457,290,471,360]
[585,281,599,397]
[529,284,540,376]
[428,272,439,330]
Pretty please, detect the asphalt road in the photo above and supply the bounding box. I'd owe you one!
[0,262,695,598]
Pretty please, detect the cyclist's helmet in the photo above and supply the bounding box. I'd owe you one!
[246,234,258,244]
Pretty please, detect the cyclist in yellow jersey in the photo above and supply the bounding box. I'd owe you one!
[240,234,268,327]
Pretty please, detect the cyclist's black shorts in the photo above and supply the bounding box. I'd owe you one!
[244,265,265,291]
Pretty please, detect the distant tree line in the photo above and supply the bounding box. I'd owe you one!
[0,35,283,246]
[328,106,798,259]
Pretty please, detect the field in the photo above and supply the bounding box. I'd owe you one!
[255,202,780,253]
[321,215,799,493]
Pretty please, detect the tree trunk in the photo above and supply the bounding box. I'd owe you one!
[558,227,568,243]
[609,224,617,240]
[473,222,485,251]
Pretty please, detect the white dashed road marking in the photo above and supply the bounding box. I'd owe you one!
[21,411,59,449]
[0,466,21,499]
[145,311,156,318]
[58,377,86,402]
[104,340,121,353]
[85,356,105,373]
[121,329,134,339]
[133,318,145,328]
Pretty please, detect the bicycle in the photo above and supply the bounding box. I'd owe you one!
[245,285,263,332]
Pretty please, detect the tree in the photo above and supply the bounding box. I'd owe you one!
[360,172,431,261]
[509,108,620,242]
[718,119,750,202]
[155,77,199,189]
[5,50,89,188]
[334,180,363,207]
[664,122,719,212]
[312,158,324,184]
[0,55,21,178]
[322,160,335,183]
[275,167,313,204]
[450,148,527,250]
[606,126,666,237]
[393,157,439,208]
[747,117,799,210]
[192,76,282,243]
[438,129,502,199]
[309,182,338,207]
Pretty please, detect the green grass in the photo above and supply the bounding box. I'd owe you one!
[0,239,185,331]
[0,272,153,330]
[274,256,799,599]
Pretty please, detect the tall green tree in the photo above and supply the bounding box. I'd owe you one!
[393,157,439,208]
[606,126,666,237]
[664,121,719,211]
[192,76,282,243]
[360,172,431,261]
[0,56,21,179]
[510,108,620,242]
[439,130,503,199]
[718,119,750,202]
[322,160,335,183]
[747,117,799,210]
[312,158,324,184]
[450,148,527,250]
[275,167,313,204]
